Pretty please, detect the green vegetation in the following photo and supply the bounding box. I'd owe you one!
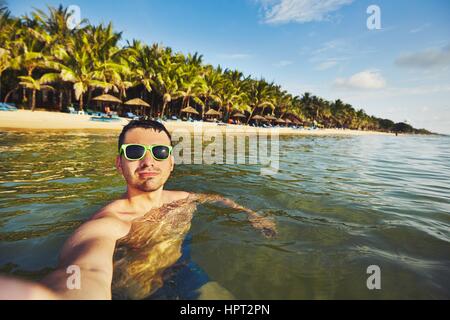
[0,4,432,134]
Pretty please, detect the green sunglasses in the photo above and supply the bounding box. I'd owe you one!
[120,144,173,161]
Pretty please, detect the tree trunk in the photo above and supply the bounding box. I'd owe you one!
[68,89,72,105]
[25,68,33,110]
[79,93,83,112]
[179,96,189,117]
[31,89,36,112]
[202,96,208,120]
[246,106,256,124]
[161,100,168,118]
[23,87,27,105]
[58,90,63,111]
[260,105,267,116]
[4,86,18,103]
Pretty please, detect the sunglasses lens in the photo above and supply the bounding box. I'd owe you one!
[125,145,146,160]
[152,146,170,160]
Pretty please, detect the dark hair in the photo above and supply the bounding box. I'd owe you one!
[118,120,172,152]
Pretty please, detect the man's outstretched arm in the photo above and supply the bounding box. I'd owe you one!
[192,193,277,238]
[0,214,130,300]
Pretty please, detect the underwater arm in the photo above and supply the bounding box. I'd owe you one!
[193,193,277,238]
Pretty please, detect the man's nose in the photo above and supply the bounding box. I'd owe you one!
[140,150,157,166]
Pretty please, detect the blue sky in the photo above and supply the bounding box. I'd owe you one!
[8,0,450,133]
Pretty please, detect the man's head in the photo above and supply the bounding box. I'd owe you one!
[116,120,174,193]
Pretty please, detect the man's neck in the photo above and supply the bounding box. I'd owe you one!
[125,186,166,215]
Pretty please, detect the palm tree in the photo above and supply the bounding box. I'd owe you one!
[31,5,86,45]
[154,52,182,118]
[320,100,333,127]
[54,31,110,111]
[126,40,156,95]
[0,6,13,101]
[221,69,249,121]
[23,5,85,109]
[0,47,11,101]
[201,65,223,119]
[244,79,275,124]
[300,92,312,118]
[275,90,293,119]
[10,22,50,107]
[177,55,206,116]
[18,73,58,111]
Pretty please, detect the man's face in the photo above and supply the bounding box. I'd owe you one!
[116,128,174,192]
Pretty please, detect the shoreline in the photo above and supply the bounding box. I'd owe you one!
[0,110,394,136]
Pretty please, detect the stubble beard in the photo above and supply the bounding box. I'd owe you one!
[135,178,162,192]
[133,172,169,192]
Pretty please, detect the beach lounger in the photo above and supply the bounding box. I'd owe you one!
[126,112,139,120]
[7,103,18,111]
[90,116,121,122]
[67,106,78,114]
[85,108,98,116]
[0,103,18,111]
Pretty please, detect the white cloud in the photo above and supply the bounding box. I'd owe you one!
[312,39,346,55]
[410,23,431,34]
[257,0,354,24]
[334,70,386,90]
[273,60,293,67]
[316,59,338,70]
[395,44,450,69]
[217,53,252,59]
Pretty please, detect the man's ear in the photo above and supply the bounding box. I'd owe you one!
[116,155,124,175]
[170,155,175,172]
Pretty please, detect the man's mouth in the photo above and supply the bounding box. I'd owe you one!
[137,171,160,178]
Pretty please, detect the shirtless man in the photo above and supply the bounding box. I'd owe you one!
[0,120,276,300]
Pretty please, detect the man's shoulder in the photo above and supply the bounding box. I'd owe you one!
[85,200,131,234]
[90,198,127,220]
[164,190,191,202]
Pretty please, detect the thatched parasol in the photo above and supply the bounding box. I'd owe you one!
[252,115,268,121]
[205,109,222,116]
[275,118,286,124]
[124,98,150,107]
[285,119,292,124]
[92,94,122,104]
[232,112,246,118]
[180,106,199,115]
[265,115,277,121]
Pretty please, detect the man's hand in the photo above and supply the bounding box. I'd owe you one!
[0,276,59,300]
[248,214,278,238]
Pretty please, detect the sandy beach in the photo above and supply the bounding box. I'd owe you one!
[0,110,392,136]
